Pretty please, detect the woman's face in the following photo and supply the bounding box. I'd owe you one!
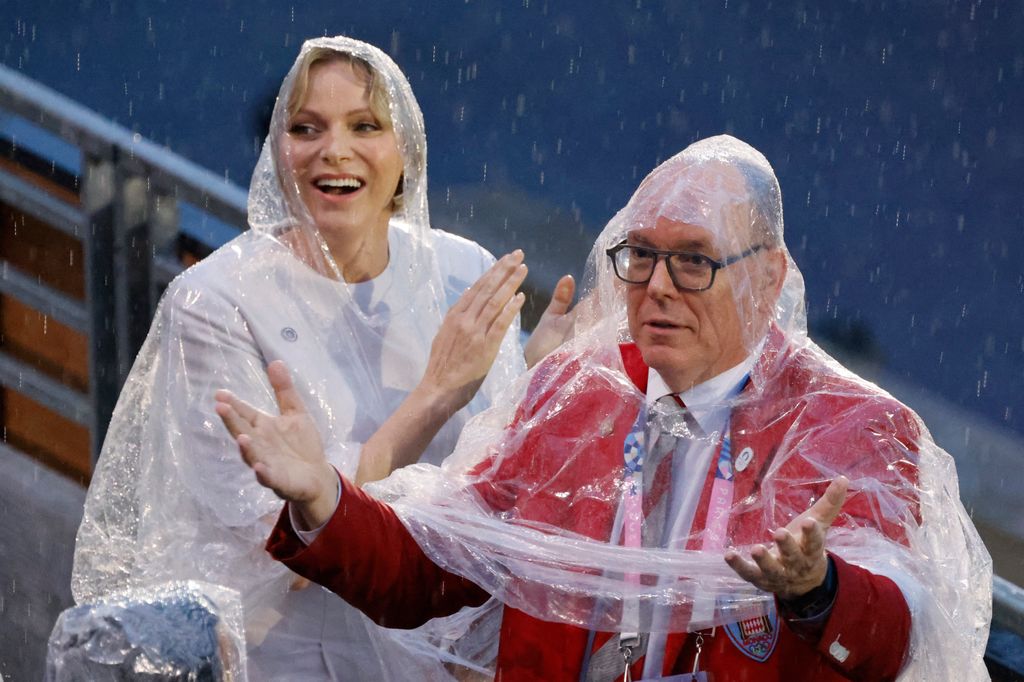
[281,59,403,253]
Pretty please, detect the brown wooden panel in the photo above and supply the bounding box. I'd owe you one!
[0,153,80,206]
[0,295,89,391]
[0,203,85,300]
[1,388,90,484]
[0,197,91,480]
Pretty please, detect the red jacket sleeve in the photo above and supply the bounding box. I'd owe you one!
[266,473,489,629]
[811,553,911,680]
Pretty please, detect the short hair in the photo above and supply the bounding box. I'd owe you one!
[285,47,403,210]
[630,136,784,249]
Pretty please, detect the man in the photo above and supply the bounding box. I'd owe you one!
[217,135,990,680]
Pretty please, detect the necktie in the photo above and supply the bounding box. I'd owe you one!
[584,396,702,682]
[642,395,701,548]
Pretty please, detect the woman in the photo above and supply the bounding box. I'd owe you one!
[72,36,572,680]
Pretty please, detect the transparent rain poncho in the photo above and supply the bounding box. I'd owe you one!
[46,581,246,682]
[72,36,524,679]
[362,136,991,679]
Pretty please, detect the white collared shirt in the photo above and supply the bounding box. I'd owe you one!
[646,353,757,551]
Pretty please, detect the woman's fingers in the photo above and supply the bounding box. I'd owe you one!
[463,251,525,320]
[480,263,527,327]
[418,250,531,410]
[449,250,521,314]
[487,292,527,343]
[524,274,577,368]
[545,274,576,317]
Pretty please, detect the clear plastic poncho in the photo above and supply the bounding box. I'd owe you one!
[46,581,246,682]
[365,135,992,679]
[72,35,524,680]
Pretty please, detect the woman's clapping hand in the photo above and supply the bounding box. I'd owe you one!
[419,250,529,414]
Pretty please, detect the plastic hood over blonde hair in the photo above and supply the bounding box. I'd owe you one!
[248,37,428,254]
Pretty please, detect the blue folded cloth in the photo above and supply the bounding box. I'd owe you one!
[46,588,226,681]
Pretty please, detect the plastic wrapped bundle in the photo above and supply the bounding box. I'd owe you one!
[46,581,246,681]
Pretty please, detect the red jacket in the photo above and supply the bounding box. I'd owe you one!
[270,337,918,681]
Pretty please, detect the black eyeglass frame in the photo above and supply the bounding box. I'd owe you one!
[605,241,767,292]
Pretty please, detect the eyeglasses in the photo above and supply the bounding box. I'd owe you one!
[605,241,766,292]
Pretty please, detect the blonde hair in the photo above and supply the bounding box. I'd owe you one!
[285,47,404,210]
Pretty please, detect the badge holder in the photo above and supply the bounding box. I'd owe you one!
[635,632,714,682]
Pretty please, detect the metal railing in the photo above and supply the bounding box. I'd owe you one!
[0,63,246,460]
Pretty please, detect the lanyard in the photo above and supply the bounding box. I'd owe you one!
[620,408,648,638]
[619,377,749,643]
[620,404,736,555]
[701,431,735,552]
[621,410,647,556]
[619,402,735,672]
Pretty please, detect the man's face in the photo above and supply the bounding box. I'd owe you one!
[624,164,781,391]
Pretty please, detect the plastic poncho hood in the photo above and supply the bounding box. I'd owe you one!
[247,37,428,258]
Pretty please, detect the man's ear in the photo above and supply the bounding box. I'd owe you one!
[744,246,787,341]
[765,248,787,301]
[749,247,787,329]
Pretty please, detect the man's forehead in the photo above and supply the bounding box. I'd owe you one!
[626,218,715,250]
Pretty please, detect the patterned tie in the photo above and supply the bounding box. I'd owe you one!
[584,395,702,682]
[642,394,701,548]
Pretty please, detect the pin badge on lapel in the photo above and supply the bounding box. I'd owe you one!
[735,446,754,472]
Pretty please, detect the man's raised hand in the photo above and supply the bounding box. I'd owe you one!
[724,476,848,600]
[215,361,336,527]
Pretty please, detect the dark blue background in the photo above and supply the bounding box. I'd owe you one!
[3,0,1022,435]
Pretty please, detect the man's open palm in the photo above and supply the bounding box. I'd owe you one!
[724,476,848,599]
[215,361,332,505]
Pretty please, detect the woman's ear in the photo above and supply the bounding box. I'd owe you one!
[390,174,405,211]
